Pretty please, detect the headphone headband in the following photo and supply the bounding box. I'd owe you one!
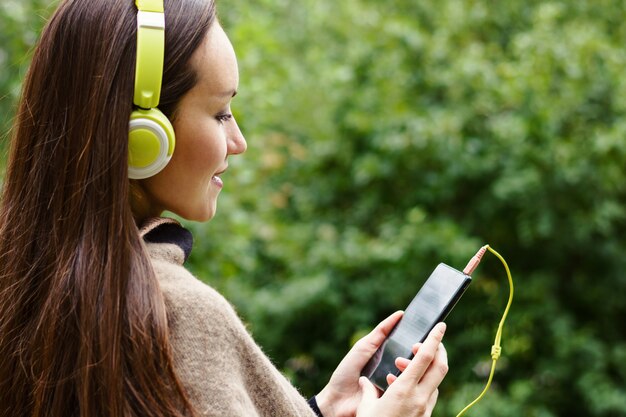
[133,0,165,109]
[129,0,174,180]
[135,0,164,12]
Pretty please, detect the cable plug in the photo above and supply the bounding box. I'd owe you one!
[463,245,489,276]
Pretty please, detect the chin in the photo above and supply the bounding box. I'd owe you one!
[193,204,218,223]
[173,202,217,223]
[200,209,217,222]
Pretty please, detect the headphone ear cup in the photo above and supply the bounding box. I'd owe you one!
[128,108,175,179]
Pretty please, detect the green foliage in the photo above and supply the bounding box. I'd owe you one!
[0,0,56,145]
[3,0,626,416]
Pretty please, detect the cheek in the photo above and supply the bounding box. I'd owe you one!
[186,134,227,179]
[175,122,226,174]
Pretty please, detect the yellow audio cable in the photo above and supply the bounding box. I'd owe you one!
[456,245,515,417]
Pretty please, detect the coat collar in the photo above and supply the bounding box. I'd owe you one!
[139,217,193,263]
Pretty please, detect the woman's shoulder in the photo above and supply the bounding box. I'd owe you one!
[138,218,251,375]
[139,217,233,316]
[138,218,316,417]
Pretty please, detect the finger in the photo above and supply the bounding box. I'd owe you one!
[386,373,397,385]
[398,323,446,382]
[351,311,404,358]
[357,376,380,415]
[412,342,422,355]
[425,389,439,417]
[332,311,404,375]
[364,310,404,348]
[395,356,411,372]
[417,342,449,389]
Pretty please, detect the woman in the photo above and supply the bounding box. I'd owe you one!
[0,0,448,416]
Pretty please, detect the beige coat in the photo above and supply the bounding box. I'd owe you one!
[140,218,316,417]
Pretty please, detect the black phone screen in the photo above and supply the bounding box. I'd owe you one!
[361,263,471,391]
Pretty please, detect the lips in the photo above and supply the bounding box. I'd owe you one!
[211,175,224,188]
[212,166,227,189]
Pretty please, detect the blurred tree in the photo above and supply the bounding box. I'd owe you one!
[2,0,626,416]
[0,0,56,150]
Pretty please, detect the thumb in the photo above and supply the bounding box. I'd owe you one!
[356,377,379,416]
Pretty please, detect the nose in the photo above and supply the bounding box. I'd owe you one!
[227,117,247,155]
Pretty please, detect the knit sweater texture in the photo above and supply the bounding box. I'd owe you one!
[140,218,317,417]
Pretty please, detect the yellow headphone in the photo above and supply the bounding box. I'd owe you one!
[128,0,175,179]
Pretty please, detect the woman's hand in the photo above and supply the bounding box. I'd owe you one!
[315,311,404,417]
[316,318,448,417]
[356,323,448,417]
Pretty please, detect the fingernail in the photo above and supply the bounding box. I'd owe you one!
[438,322,447,333]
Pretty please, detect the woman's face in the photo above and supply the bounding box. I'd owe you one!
[140,23,247,222]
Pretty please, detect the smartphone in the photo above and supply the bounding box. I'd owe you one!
[361,263,471,391]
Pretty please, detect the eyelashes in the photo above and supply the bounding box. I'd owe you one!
[216,113,233,124]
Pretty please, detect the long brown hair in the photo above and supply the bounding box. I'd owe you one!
[0,0,215,416]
